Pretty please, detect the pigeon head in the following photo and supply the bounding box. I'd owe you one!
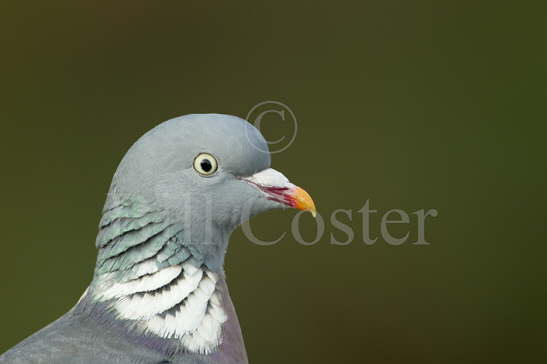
[98,114,315,269]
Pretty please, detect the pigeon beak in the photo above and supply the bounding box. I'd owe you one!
[242,168,317,217]
[286,186,317,217]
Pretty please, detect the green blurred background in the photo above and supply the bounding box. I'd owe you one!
[1,1,545,363]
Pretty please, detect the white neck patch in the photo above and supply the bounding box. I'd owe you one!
[94,260,228,354]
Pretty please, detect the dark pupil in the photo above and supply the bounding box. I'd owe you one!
[200,159,212,172]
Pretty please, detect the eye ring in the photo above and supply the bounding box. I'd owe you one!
[193,153,219,176]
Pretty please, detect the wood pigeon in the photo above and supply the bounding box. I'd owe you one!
[0,114,316,364]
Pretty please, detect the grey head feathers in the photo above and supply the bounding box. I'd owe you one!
[97,114,276,272]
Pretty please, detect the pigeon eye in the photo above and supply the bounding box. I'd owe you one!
[193,153,218,176]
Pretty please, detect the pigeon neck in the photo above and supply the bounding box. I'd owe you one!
[84,198,237,355]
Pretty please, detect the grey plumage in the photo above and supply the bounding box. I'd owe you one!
[0,283,246,364]
[1,114,315,364]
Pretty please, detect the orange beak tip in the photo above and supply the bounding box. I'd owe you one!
[293,186,317,218]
